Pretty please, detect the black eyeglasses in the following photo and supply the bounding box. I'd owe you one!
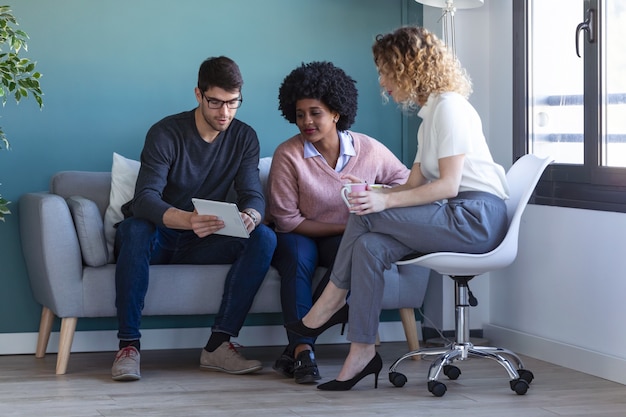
[202,93,243,109]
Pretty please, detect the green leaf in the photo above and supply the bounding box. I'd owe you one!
[0,195,11,218]
[11,38,21,53]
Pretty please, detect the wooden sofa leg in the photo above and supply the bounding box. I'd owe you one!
[56,317,77,375]
[36,307,55,358]
[399,308,421,360]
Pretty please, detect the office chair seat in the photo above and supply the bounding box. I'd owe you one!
[388,154,552,397]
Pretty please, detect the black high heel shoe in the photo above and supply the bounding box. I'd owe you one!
[285,304,348,338]
[317,352,382,391]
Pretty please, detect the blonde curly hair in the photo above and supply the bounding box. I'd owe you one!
[372,26,472,108]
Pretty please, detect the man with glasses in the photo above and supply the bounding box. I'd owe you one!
[111,56,276,381]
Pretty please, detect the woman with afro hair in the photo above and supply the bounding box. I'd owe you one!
[268,61,409,384]
[287,27,510,391]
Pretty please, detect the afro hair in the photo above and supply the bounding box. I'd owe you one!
[278,61,358,131]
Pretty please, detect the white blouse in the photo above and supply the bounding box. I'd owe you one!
[415,92,509,199]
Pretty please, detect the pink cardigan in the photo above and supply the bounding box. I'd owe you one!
[268,131,410,233]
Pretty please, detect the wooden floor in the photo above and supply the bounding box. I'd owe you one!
[1,341,626,417]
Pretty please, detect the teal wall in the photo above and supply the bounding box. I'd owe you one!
[0,0,421,334]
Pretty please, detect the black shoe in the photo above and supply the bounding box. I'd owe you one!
[293,350,321,384]
[317,352,382,391]
[285,304,349,338]
[272,347,294,378]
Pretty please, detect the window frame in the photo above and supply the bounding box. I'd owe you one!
[513,0,626,213]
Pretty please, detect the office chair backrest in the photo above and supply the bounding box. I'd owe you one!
[503,154,553,235]
[474,154,553,272]
[396,154,552,276]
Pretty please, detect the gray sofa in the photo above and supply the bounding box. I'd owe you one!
[19,157,430,375]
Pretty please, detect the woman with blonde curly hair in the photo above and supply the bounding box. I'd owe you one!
[286,26,510,391]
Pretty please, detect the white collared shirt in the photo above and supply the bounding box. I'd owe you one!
[303,130,356,172]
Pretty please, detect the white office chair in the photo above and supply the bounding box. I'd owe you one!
[388,154,553,397]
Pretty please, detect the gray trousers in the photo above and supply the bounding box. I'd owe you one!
[329,191,508,344]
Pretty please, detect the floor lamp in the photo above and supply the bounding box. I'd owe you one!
[415,0,484,56]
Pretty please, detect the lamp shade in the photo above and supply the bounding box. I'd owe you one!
[416,0,484,9]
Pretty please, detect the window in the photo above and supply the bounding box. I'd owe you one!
[513,0,626,212]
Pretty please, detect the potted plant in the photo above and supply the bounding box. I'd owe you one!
[0,5,43,221]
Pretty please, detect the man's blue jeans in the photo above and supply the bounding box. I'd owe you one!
[271,232,342,349]
[114,217,276,341]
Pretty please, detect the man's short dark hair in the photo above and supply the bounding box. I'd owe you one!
[198,56,243,93]
[278,61,358,131]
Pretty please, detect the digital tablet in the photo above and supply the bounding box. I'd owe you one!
[191,198,250,238]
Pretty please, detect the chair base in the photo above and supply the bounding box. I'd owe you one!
[388,341,534,396]
[388,278,533,397]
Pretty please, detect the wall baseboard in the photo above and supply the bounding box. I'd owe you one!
[0,321,420,355]
[484,324,626,386]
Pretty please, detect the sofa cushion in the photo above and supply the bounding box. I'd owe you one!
[50,171,112,215]
[67,196,109,267]
[103,153,140,263]
[258,156,272,195]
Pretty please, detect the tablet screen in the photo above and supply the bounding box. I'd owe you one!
[191,198,250,238]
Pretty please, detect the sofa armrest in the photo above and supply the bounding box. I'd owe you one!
[19,192,86,317]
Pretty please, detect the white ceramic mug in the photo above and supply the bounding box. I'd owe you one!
[341,183,368,213]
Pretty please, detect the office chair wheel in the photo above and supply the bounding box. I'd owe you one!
[443,365,461,380]
[510,378,530,395]
[517,369,534,384]
[428,380,447,397]
[389,371,407,387]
